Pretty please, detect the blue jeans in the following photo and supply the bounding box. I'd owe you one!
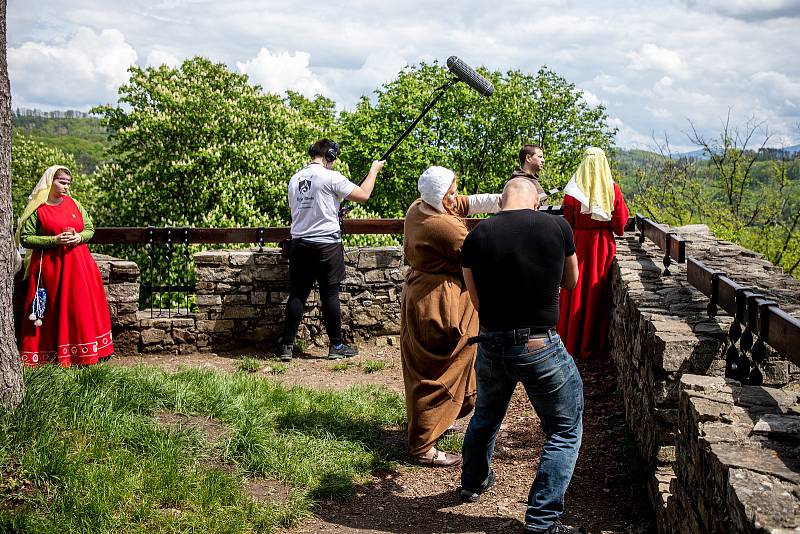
[461,333,583,532]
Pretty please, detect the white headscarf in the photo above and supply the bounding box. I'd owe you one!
[417,166,455,213]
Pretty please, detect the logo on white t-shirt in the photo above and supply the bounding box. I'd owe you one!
[298,179,311,194]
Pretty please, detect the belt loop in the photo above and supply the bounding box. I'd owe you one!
[548,329,555,342]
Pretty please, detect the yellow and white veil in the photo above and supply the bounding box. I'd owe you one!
[563,147,615,221]
[14,164,71,277]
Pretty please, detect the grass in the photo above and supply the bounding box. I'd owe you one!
[436,433,464,454]
[329,362,351,372]
[361,360,387,374]
[266,362,288,375]
[0,365,406,533]
[237,357,263,373]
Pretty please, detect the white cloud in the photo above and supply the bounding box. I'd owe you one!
[587,74,639,97]
[319,51,408,108]
[580,89,602,108]
[146,49,181,68]
[749,71,800,112]
[236,48,326,98]
[646,107,673,119]
[9,27,137,109]
[6,0,800,147]
[628,44,687,78]
[608,116,656,149]
[682,0,800,20]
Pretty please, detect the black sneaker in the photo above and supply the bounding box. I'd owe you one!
[328,343,358,359]
[524,521,586,534]
[278,344,293,362]
[459,469,496,502]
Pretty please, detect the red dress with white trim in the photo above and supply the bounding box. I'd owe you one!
[19,197,114,366]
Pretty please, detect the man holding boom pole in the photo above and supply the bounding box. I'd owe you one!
[278,139,385,362]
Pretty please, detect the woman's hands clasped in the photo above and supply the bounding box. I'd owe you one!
[55,231,81,246]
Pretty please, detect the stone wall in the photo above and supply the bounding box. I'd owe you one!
[14,247,407,356]
[93,254,141,354]
[671,374,799,533]
[609,224,800,532]
[193,247,404,351]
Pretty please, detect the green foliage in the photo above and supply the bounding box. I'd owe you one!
[337,62,616,217]
[329,361,351,372]
[0,364,405,532]
[625,118,800,277]
[436,432,464,454]
[284,91,337,133]
[266,361,289,375]
[92,57,328,229]
[12,115,109,173]
[10,135,100,219]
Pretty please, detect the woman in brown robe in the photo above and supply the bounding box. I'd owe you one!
[401,166,500,466]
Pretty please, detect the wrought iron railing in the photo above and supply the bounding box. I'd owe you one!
[635,214,686,275]
[92,221,411,317]
[92,211,639,315]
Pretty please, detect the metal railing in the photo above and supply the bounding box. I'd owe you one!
[93,219,463,316]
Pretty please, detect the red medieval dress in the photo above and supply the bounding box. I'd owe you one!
[557,183,629,359]
[19,196,114,366]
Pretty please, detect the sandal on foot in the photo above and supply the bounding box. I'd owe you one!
[414,449,461,467]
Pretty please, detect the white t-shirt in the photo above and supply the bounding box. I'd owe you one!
[288,163,357,243]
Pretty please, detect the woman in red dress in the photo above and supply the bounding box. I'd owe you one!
[557,148,629,359]
[15,165,114,367]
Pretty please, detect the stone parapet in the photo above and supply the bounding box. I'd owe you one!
[609,224,800,533]
[94,254,141,355]
[137,311,198,354]
[671,374,800,533]
[194,247,404,351]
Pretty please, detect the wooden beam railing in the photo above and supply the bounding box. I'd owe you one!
[92,209,641,246]
[687,257,800,377]
[635,214,686,275]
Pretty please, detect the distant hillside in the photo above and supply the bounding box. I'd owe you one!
[12,115,110,173]
[672,144,800,161]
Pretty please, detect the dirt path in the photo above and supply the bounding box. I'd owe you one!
[109,344,653,534]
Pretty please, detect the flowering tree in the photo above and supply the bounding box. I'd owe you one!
[93,57,330,228]
[337,62,616,217]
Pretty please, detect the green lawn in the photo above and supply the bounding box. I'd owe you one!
[0,365,406,533]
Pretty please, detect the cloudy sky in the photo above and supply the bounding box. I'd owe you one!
[8,0,800,150]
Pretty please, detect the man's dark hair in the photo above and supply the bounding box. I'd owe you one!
[518,144,543,167]
[309,139,340,161]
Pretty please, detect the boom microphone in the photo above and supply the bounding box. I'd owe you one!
[446,56,494,97]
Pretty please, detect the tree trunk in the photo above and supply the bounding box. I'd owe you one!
[0,0,24,408]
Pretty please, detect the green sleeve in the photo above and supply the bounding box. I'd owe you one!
[19,211,58,249]
[73,198,95,243]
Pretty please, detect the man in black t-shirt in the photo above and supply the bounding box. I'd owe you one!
[459,178,585,534]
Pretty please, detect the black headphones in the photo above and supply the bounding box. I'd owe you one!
[308,141,340,163]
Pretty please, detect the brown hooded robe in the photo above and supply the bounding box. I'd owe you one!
[400,196,477,456]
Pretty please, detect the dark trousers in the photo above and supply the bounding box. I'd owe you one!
[281,239,345,347]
